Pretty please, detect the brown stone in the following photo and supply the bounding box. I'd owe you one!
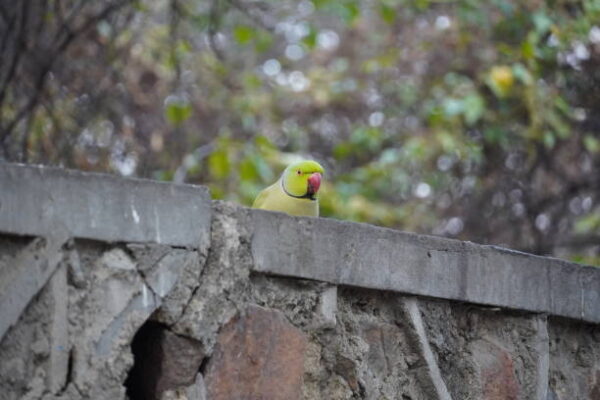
[204,305,308,400]
[156,329,206,394]
[471,339,519,400]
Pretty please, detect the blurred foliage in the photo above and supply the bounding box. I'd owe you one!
[1,0,600,265]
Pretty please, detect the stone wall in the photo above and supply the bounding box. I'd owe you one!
[1,163,599,400]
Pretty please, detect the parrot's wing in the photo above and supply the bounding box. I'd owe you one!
[252,185,272,209]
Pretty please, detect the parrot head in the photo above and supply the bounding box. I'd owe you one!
[282,160,324,200]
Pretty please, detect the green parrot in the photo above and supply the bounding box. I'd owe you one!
[252,160,325,217]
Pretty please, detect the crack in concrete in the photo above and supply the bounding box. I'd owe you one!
[168,250,210,329]
[56,348,76,396]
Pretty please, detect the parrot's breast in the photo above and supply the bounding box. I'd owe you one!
[252,181,319,217]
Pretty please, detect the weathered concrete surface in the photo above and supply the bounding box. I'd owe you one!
[418,299,555,400]
[160,373,207,400]
[0,231,68,340]
[314,287,436,399]
[0,239,205,400]
[0,163,211,248]
[548,319,600,399]
[251,209,600,324]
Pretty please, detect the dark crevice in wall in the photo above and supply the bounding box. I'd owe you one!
[65,348,75,392]
[198,354,210,375]
[124,320,166,400]
[357,380,366,398]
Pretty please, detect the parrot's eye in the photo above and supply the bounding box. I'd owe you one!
[297,170,301,175]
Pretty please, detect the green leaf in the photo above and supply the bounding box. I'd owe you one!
[463,94,485,126]
[165,102,192,125]
[254,31,274,53]
[554,96,571,116]
[512,64,533,85]
[239,156,258,181]
[209,184,225,200]
[379,4,396,24]
[483,128,506,144]
[327,1,360,23]
[208,148,230,179]
[255,135,276,152]
[344,2,360,23]
[350,127,382,152]
[302,27,318,49]
[546,111,570,139]
[233,25,255,45]
[243,72,261,90]
[254,156,274,181]
[333,142,352,160]
[521,39,536,60]
[403,137,428,160]
[442,98,464,117]
[312,0,330,9]
[543,131,556,148]
[436,131,458,153]
[378,148,400,165]
[575,212,600,234]
[584,135,600,153]
[493,0,514,15]
[154,169,174,181]
[570,255,600,267]
[532,12,552,34]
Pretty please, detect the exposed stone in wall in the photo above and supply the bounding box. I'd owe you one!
[204,305,307,400]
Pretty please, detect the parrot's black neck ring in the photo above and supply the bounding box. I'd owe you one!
[281,181,317,201]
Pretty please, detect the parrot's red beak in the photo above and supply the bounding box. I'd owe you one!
[307,172,322,196]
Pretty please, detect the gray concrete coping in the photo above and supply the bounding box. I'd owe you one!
[251,210,600,324]
[0,163,211,248]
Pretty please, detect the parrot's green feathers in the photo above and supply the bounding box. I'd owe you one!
[252,160,325,217]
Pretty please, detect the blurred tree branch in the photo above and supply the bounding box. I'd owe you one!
[0,0,133,159]
[208,0,226,61]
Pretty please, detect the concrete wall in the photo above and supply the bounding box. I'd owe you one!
[1,163,599,400]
